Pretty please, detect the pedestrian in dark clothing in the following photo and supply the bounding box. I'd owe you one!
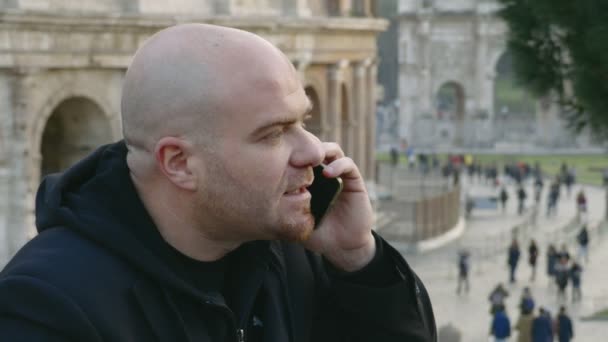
[576,225,590,263]
[528,240,539,281]
[499,187,509,213]
[489,283,509,315]
[0,24,436,342]
[570,262,583,302]
[564,170,574,198]
[555,256,570,301]
[519,287,535,315]
[517,185,528,215]
[490,307,511,342]
[532,308,554,342]
[389,145,399,168]
[555,306,574,342]
[547,181,560,217]
[457,249,470,295]
[508,239,521,283]
[546,244,558,284]
[534,177,543,203]
[576,189,587,223]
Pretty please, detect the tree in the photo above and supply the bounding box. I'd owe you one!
[497,0,608,139]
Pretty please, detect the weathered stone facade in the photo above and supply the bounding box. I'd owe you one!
[0,0,386,264]
[396,0,587,150]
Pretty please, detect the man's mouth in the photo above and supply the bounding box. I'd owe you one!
[284,186,309,195]
[284,180,313,195]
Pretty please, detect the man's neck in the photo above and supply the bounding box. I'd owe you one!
[130,174,242,262]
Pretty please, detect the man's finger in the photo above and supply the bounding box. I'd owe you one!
[321,142,345,163]
[323,157,361,181]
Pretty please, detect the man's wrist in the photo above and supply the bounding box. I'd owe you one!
[324,232,404,287]
[325,233,376,273]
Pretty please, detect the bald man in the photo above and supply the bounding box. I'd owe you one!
[0,24,435,341]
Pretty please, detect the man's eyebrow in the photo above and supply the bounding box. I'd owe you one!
[251,103,313,136]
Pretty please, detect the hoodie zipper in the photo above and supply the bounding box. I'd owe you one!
[201,300,245,342]
[236,328,245,342]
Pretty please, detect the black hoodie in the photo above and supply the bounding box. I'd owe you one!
[0,141,436,341]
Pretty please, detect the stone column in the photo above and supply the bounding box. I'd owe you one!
[365,60,378,182]
[327,60,348,143]
[339,0,352,16]
[475,19,489,113]
[353,59,371,177]
[0,71,14,265]
[419,18,432,115]
[0,71,33,265]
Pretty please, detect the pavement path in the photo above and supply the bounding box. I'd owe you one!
[378,174,608,341]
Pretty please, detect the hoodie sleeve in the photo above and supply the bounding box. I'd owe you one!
[320,232,437,342]
[0,275,103,342]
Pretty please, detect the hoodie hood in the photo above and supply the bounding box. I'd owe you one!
[35,140,216,299]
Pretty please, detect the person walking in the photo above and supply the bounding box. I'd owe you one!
[489,283,510,315]
[528,240,539,281]
[570,261,583,302]
[519,287,535,316]
[499,187,509,213]
[389,145,399,168]
[547,181,560,217]
[555,256,570,301]
[533,177,543,203]
[517,185,527,215]
[576,190,587,223]
[532,308,554,342]
[490,305,511,342]
[508,238,521,283]
[576,225,590,263]
[457,249,470,295]
[546,244,558,287]
[515,311,534,342]
[555,306,574,342]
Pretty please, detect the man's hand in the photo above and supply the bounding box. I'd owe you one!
[303,142,376,272]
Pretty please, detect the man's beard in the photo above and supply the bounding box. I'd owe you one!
[275,204,314,242]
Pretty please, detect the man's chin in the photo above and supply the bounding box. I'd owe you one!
[277,217,315,242]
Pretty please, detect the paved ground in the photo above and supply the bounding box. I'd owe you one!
[378,172,608,341]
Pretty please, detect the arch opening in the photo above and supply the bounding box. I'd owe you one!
[40,97,113,177]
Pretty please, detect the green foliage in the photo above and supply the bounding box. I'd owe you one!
[497,0,608,139]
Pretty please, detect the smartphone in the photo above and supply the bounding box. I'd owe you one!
[307,164,344,228]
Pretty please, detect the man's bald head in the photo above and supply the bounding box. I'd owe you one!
[121,23,297,152]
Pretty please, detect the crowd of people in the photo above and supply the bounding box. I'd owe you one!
[488,284,575,342]
[445,155,594,342]
[484,221,589,341]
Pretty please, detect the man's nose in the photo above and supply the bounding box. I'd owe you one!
[290,130,324,168]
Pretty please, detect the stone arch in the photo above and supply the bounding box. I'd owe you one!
[28,86,119,192]
[435,81,466,145]
[435,81,465,120]
[40,96,113,177]
[29,86,119,166]
[304,86,322,138]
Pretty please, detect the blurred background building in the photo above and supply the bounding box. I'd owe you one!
[0,0,387,265]
[374,0,597,152]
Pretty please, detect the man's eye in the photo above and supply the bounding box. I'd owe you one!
[265,130,284,140]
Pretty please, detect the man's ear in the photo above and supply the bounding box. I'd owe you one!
[154,137,198,191]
